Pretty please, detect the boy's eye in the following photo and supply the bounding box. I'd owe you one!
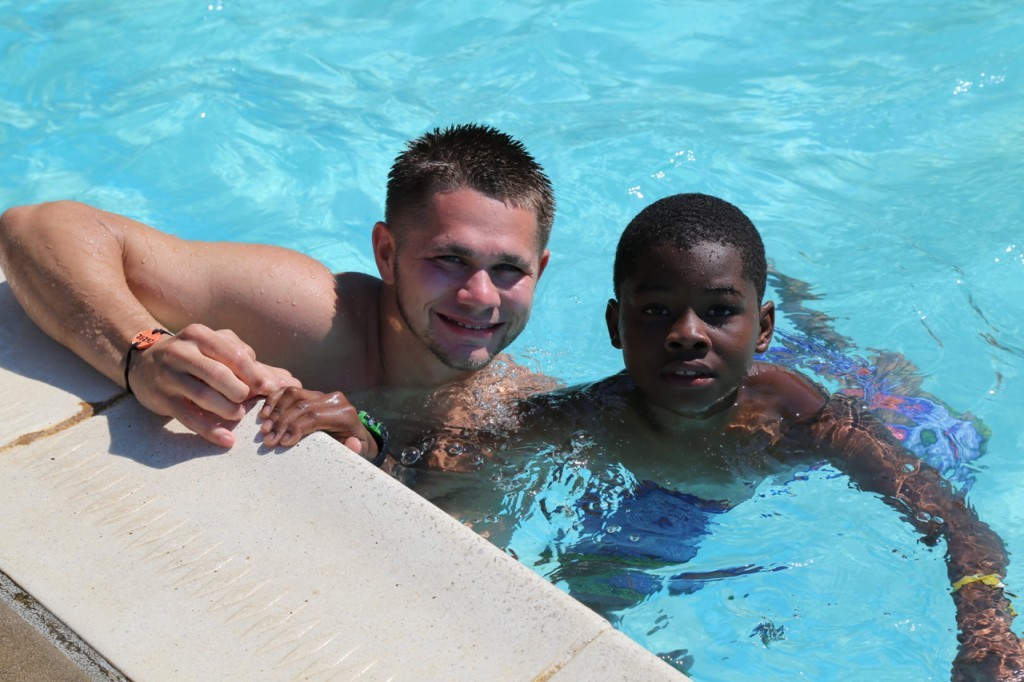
[707,305,736,318]
[641,304,670,316]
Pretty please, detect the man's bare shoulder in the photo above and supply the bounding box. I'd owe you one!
[334,271,383,302]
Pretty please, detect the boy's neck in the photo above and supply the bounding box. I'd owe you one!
[633,388,742,437]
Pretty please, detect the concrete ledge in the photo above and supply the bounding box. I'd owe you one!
[0,276,686,680]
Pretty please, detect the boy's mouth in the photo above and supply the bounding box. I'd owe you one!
[662,364,715,386]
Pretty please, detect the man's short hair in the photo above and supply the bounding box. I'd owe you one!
[613,193,767,301]
[386,124,555,249]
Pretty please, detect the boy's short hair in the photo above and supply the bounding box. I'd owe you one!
[385,124,555,249]
[613,193,767,301]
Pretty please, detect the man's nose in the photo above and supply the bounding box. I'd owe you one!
[458,269,501,308]
[666,311,709,351]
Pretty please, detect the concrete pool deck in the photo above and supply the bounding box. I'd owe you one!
[0,275,687,681]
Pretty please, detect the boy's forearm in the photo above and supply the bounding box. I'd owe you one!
[812,397,1008,578]
[812,396,1021,671]
[888,454,1007,577]
[0,201,160,386]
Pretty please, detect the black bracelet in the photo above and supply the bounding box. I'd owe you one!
[358,410,389,466]
[124,328,173,395]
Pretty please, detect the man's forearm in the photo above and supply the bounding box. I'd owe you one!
[0,201,160,386]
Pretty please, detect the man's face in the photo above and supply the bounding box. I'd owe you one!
[606,241,774,421]
[378,188,549,372]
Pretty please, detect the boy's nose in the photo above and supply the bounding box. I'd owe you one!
[457,269,501,309]
[666,312,709,351]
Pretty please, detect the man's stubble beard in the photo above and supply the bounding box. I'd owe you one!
[393,260,518,373]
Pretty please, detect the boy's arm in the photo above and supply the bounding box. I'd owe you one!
[0,201,339,445]
[809,395,1022,680]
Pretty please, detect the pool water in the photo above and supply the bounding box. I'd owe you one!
[3,1,1022,679]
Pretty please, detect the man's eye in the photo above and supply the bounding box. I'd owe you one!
[436,255,465,266]
[493,263,525,275]
[641,305,669,315]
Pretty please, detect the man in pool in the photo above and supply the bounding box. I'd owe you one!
[501,193,1021,679]
[0,123,554,460]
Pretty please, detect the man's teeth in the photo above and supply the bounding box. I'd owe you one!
[452,319,491,330]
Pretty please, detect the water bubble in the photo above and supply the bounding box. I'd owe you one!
[570,430,594,449]
[447,442,465,456]
[397,446,423,467]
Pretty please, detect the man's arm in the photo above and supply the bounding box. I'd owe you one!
[809,395,1022,680]
[0,201,342,444]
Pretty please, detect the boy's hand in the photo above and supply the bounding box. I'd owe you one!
[259,387,379,461]
[953,635,1024,681]
[128,323,299,447]
[952,589,1024,682]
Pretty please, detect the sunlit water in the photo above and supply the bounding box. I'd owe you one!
[3,2,1022,679]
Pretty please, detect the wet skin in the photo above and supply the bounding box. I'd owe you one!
[374,188,549,374]
[606,242,775,427]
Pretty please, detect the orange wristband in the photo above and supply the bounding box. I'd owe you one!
[124,328,172,395]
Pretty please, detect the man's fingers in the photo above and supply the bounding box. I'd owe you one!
[172,400,237,448]
[127,323,296,446]
[170,325,291,401]
[157,368,248,423]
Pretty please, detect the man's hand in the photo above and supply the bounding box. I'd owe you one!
[127,324,299,447]
[259,387,379,461]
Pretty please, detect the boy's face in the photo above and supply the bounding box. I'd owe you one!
[374,188,549,372]
[606,241,774,422]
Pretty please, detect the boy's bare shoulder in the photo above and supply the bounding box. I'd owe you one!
[744,362,829,422]
[518,372,632,429]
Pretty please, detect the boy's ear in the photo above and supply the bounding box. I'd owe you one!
[372,222,397,285]
[605,299,622,349]
[755,300,775,353]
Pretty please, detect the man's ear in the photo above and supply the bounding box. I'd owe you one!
[372,222,397,285]
[755,300,775,353]
[537,248,550,280]
[605,299,622,349]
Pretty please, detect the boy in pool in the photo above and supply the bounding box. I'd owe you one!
[260,193,1022,679]
[503,193,1021,680]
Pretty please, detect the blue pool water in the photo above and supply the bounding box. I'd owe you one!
[3,2,1023,679]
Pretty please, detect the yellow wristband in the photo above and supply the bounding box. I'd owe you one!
[952,574,1020,617]
[951,573,1005,592]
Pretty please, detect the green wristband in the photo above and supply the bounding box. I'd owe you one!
[358,410,389,467]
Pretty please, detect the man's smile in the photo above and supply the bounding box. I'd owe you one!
[437,312,501,333]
